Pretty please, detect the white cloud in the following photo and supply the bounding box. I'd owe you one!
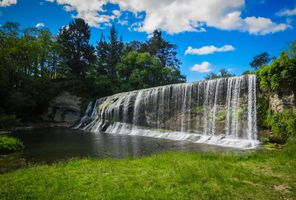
[0,0,16,7]
[276,7,296,17]
[46,0,290,35]
[191,62,212,73]
[112,9,121,17]
[118,19,128,26]
[243,16,291,35]
[185,45,235,55]
[46,0,114,28]
[63,5,73,12]
[128,22,142,32]
[35,23,45,28]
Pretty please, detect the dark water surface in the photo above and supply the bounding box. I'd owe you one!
[9,128,245,164]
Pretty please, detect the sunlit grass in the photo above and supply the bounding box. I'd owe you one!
[0,139,295,200]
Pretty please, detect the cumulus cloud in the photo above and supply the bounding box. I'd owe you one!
[276,7,296,17]
[191,62,212,73]
[185,45,235,55]
[45,0,114,27]
[0,0,16,7]
[46,0,290,35]
[35,23,45,28]
[243,16,290,35]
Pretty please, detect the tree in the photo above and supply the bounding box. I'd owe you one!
[144,30,181,70]
[117,51,185,91]
[0,22,20,37]
[124,41,143,52]
[219,68,234,78]
[250,52,272,69]
[287,40,296,58]
[96,34,109,75]
[108,24,122,81]
[256,51,296,94]
[205,69,234,80]
[96,24,123,82]
[57,18,95,76]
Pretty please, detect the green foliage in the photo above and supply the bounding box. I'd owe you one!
[216,110,226,122]
[190,106,204,115]
[0,20,186,126]
[96,24,123,82]
[287,40,296,58]
[0,135,24,154]
[256,51,296,93]
[0,142,296,199]
[205,68,234,80]
[144,30,181,70]
[257,95,270,129]
[117,51,185,91]
[242,70,254,75]
[57,18,96,76]
[237,107,247,120]
[255,40,296,144]
[250,52,272,69]
[0,115,22,129]
[265,109,296,143]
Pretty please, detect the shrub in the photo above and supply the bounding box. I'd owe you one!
[0,115,22,129]
[0,135,24,154]
[265,109,296,143]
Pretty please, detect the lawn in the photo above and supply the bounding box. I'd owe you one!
[0,139,295,200]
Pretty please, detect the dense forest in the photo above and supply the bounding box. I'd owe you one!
[0,19,185,125]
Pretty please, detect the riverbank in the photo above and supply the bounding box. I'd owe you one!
[0,139,295,199]
[0,122,73,132]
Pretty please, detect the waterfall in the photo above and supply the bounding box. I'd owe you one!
[75,75,259,149]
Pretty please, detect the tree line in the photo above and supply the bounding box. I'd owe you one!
[0,18,185,123]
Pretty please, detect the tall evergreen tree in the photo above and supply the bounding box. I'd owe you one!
[57,18,95,76]
[96,24,123,82]
[145,30,181,70]
[108,24,123,81]
[96,34,109,75]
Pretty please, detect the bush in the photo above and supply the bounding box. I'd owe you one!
[257,95,270,129]
[0,136,24,154]
[265,109,296,143]
[256,52,296,94]
[0,115,22,129]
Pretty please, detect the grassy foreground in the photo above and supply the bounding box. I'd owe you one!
[0,141,296,200]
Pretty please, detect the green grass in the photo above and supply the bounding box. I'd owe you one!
[0,140,295,200]
[0,135,24,154]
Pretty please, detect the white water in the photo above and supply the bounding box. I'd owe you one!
[75,75,259,149]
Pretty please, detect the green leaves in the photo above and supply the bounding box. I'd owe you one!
[266,109,296,143]
[116,51,184,91]
[57,18,95,76]
[0,135,24,154]
[256,50,296,93]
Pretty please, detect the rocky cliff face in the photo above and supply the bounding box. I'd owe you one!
[43,92,82,126]
[269,93,295,112]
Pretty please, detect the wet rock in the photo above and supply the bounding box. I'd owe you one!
[43,92,82,126]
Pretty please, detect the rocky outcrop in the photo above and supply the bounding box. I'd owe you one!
[43,92,82,126]
[270,93,295,112]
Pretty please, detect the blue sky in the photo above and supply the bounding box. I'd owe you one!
[1,0,296,82]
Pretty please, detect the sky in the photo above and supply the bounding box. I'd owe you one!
[1,0,296,82]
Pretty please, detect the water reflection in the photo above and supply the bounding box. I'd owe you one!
[11,128,245,164]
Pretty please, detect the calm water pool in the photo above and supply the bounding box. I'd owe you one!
[9,128,245,164]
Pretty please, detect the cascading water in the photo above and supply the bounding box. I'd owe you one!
[75,75,259,149]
